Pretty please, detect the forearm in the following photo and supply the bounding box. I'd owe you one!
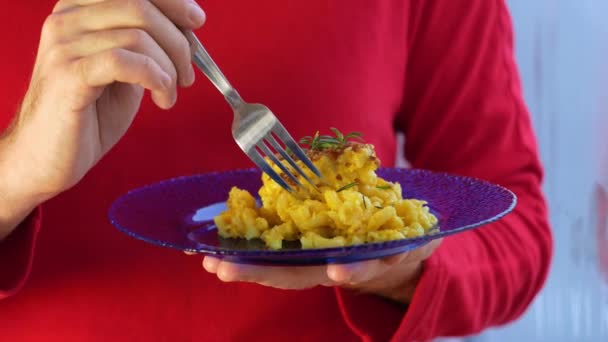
[0,137,40,240]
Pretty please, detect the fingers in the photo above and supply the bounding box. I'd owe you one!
[44,0,196,88]
[52,0,105,13]
[62,28,184,105]
[201,256,401,290]
[202,256,335,290]
[149,0,206,28]
[199,240,444,291]
[327,259,389,284]
[74,48,173,109]
[202,255,220,271]
[327,241,444,285]
[53,0,206,28]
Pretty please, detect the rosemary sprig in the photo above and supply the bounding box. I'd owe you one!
[336,182,358,192]
[299,131,319,147]
[299,128,364,151]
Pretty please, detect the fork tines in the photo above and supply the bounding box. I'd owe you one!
[248,124,322,193]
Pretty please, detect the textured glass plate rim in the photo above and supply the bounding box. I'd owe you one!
[108,168,516,258]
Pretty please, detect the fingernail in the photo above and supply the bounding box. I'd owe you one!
[188,1,206,26]
[160,72,172,90]
[327,264,354,283]
[203,256,220,273]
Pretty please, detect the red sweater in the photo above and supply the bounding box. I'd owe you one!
[0,1,552,341]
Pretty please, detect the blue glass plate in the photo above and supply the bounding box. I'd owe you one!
[108,168,516,265]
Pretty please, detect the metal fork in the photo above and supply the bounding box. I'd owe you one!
[184,30,322,193]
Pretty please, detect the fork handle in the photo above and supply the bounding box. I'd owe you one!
[184,30,244,110]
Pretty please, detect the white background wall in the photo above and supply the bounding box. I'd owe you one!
[475,1,608,341]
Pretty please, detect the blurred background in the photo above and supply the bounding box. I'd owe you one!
[472,0,608,341]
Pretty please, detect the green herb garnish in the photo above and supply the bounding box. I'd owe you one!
[362,194,367,209]
[299,128,364,151]
[336,182,358,192]
[374,205,384,209]
[376,185,392,190]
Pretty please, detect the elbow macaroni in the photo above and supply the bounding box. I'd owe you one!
[214,143,437,249]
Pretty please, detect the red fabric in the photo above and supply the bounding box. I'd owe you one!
[0,0,552,341]
[0,208,41,298]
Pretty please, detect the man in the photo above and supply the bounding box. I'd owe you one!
[0,1,552,340]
